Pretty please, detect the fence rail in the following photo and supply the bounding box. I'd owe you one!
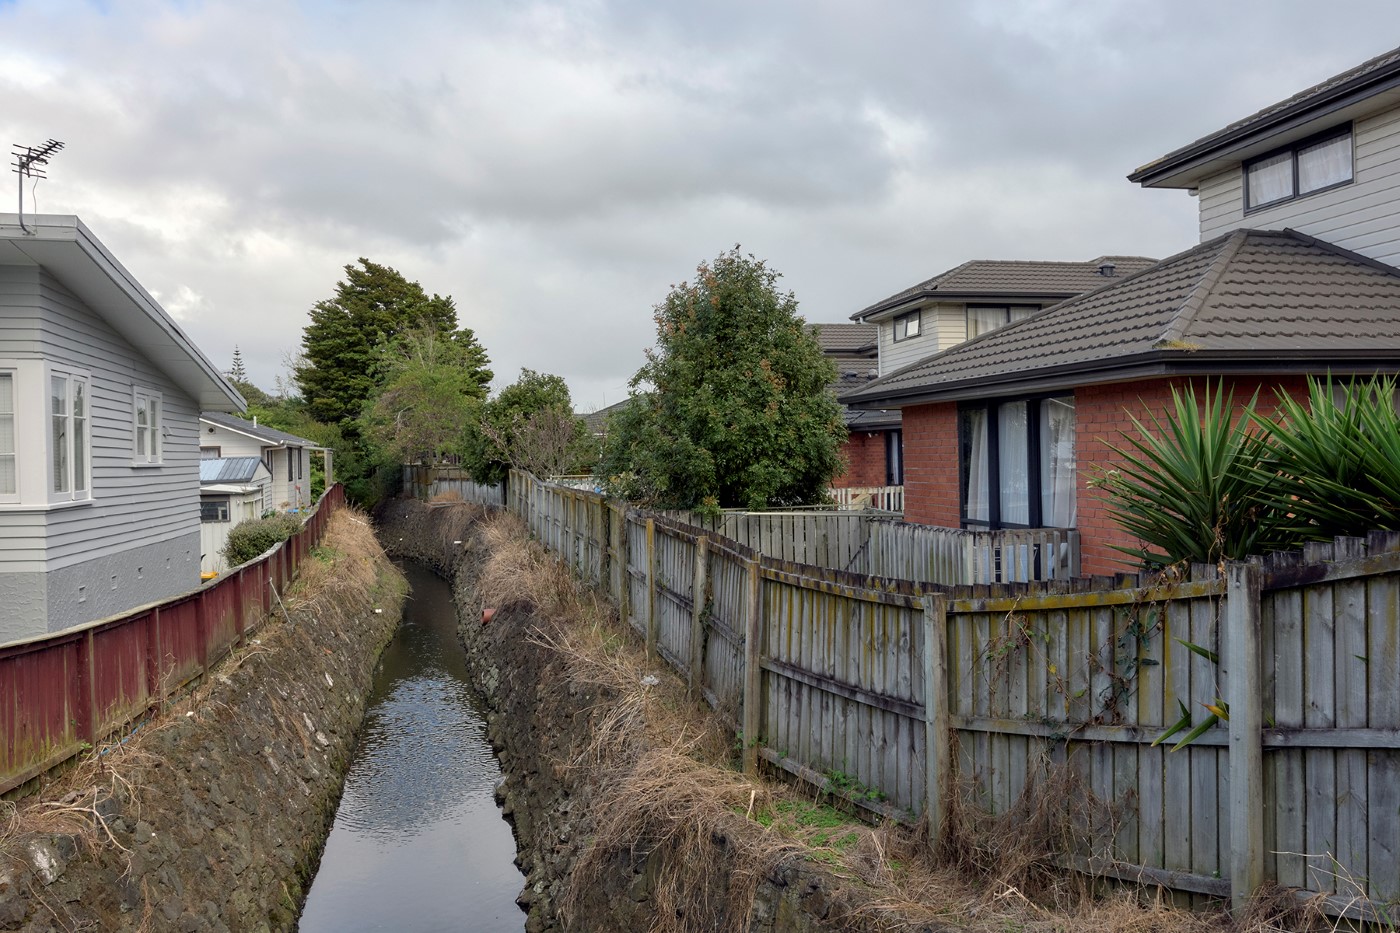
[508,468,1400,917]
[0,484,345,796]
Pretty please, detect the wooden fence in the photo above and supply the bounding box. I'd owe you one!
[0,484,346,796]
[508,469,1400,917]
[403,464,506,507]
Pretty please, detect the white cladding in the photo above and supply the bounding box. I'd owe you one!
[1198,107,1400,265]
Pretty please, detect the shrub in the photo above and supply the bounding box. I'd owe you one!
[222,513,304,566]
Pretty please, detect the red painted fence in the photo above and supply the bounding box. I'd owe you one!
[0,484,345,795]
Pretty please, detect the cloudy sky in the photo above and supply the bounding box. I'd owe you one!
[3,1,1399,411]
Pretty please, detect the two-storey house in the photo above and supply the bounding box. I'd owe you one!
[843,45,1400,576]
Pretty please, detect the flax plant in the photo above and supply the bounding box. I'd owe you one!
[1253,375,1400,540]
[1099,381,1294,566]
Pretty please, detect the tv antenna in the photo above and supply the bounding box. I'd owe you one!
[11,139,64,235]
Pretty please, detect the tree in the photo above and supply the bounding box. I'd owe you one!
[462,369,593,485]
[228,346,248,382]
[598,247,845,510]
[360,324,492,465]
[295,258,462,426]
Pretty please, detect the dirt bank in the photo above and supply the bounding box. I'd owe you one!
[0,508,406,933]
[376,496,938,933]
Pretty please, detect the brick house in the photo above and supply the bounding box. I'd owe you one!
[806,322,898,488]
[843,45,1400,576]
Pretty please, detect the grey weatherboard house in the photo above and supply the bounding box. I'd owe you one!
[0,215,244,643]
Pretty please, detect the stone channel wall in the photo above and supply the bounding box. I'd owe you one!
[376,497,919,933]
[0,512,406,933]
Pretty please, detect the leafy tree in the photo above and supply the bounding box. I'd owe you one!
[463,369,593,485]
[598,247,845,510]
[360,324,492,465]
[295,258,462,426]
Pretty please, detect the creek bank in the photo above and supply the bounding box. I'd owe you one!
[0,510,406,933]
[376,496,946,933]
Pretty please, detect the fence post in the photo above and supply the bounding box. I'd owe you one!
[1226,561,1264,914]
[75,629,97,744]
[618,508,632,627]
[742,556,763,776]
[645,517,658,660]
[688,535,710,700]
[922,593,950,848]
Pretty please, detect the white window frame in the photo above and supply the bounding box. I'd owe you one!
[132,387,163,466]
[48,365,91,505]
[0,370,17,504]
[892,310,922,342]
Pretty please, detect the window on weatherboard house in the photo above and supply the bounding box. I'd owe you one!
[1246,125,1353,211]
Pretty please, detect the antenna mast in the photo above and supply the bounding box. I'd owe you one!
[11,139,64,235]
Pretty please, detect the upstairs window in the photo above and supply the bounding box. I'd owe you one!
[967,305,1039,341]
[133,388,162,465]
[893,309,921,342]
[1245,125,1353,211]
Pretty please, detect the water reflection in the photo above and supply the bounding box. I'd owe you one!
[299,562,523,932]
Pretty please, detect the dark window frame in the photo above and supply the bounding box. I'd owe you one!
[1243,123,1354,213]
[965,304,1040,341]
[958,393,1073,530]
[892,309,922,342]
[200,497,230,523]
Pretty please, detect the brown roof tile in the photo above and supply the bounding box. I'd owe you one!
[808,321,877,353]
[851,256,1158,321]
[843,229,1400,406]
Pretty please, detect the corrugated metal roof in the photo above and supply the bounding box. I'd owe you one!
[851,256,1158,321]
[843,229,1400,407]
[199,457,267,484]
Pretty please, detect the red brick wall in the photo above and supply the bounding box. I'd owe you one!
[901,402,961,527]
[894,377,1315,577]
[832,430,887,488]
[1075,375,1311,575]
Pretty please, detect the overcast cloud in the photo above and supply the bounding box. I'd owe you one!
[3,0,1399,409]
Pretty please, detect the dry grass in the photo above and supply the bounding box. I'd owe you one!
[475,511,1384,933]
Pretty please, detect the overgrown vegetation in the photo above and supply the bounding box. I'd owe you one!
[597,247,846,510]
[221,512,304,566]
[468,509,1335,933]
[1101,375,1400,566]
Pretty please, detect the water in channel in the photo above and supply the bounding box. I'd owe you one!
[299,561,524,933]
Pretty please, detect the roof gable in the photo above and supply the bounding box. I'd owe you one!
[843,229,1400,406]
[0,215,244,412]
[200,412,320,449]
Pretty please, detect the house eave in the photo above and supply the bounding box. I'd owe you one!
[843,350,1400,409]
[850,289,1084,323]
[1130,70,1400,189]
[0,215,246,412]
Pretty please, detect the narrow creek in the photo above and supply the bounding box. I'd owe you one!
[298,561,524,932]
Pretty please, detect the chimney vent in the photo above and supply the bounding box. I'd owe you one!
[1098,260,1117,277]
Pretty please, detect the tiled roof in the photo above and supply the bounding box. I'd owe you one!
[1131,44,1400,184]
[843,229,1400,407]
[580,398,634,435]
[200,457,266,485]
[808,322,877,353]
[851,256,1158,321]
[201,411,320,449]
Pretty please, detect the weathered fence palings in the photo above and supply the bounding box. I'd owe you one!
[505,470,1400,917]
[0,484,345,796]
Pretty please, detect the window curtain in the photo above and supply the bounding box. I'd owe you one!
[1298,134,1352,193]
[1040,397,1077,527]
[998,401,1029,525]
[962,409,989,522]
[1247,151,1292,206]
